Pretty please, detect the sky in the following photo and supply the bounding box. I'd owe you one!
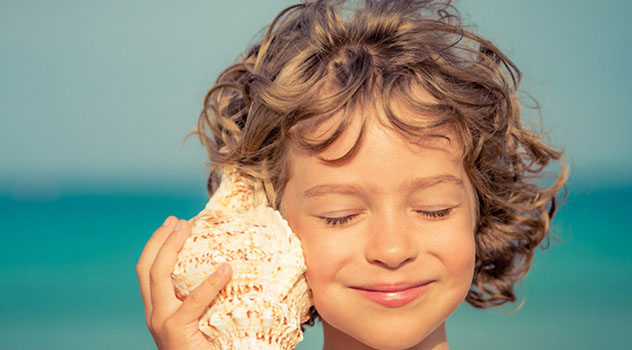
[1,0,631,198]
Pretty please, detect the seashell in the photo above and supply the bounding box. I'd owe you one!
[171,168,313,350]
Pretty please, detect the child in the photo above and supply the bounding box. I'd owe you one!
[136,0,568,349]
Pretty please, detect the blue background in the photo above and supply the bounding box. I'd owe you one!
[1,0,630,349]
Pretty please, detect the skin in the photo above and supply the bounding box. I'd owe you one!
[280,105,477,350]
[137,101,477,350]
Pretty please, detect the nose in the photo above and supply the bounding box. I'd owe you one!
[364,209,418,269]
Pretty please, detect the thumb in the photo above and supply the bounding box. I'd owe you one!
[172,263,233,325]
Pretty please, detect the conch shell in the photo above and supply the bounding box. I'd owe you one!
[171,168,313,350]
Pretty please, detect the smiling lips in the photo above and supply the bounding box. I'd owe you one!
[351,281,433,307]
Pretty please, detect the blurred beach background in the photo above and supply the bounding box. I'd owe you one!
[1,0,630,349]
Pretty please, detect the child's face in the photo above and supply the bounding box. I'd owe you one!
[280,105,477,349]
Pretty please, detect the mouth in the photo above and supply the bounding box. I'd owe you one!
[350,281,434,307]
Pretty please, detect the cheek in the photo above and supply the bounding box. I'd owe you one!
[302,236,329,281]
[283,212,343,286]
[432,216,476,288]
[300,231,350,285]
[453,240,476,287]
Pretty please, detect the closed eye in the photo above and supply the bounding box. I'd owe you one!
[320,208,452,226]
[416,208,452,219]
[319,213,360,226]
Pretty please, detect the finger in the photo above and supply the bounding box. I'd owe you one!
[137,216,179,324]
[172,263,232,325]
[137,216,179,271]
[150,219,192,320]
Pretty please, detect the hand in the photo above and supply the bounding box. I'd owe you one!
[136,216,232,350]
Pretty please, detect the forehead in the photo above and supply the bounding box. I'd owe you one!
[286,116,466,201]
[291,115,463,169]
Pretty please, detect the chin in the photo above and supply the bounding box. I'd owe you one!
[350,332,425,350]
[323,314,443,350]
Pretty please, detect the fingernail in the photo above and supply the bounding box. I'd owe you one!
[162,217,172,226]
[174,220,181,231]
[217,264,227,276]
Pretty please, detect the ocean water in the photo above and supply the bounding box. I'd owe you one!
[0,182,630,350]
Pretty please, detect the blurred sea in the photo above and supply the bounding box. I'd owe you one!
[1,182,630,350]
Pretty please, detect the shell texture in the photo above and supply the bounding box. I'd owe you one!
[171,169,313,350]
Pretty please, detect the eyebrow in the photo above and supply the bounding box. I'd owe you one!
[405,174,464,192]
[302,174,464,198]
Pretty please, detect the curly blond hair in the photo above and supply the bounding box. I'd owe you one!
[187,0,568,326]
